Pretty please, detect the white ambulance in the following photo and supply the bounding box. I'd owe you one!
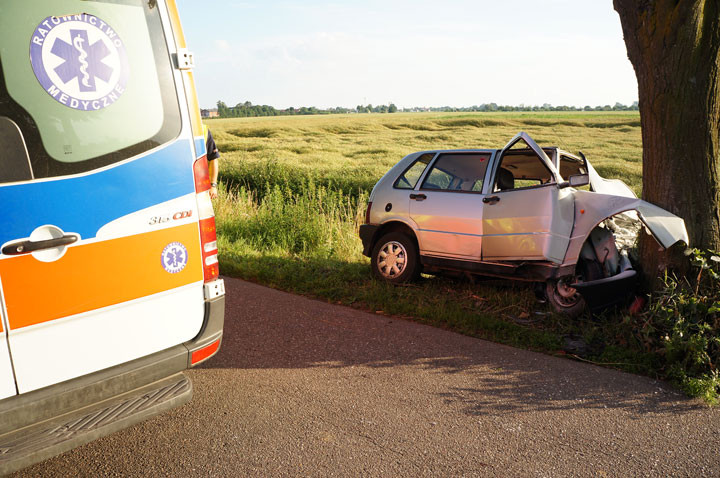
[0,0,225,472]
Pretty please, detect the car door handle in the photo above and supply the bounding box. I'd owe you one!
[482,196,500,205]
[409,193,427,201]
[2,234,79,256]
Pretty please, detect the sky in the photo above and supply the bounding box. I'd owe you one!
[177,0,639,110]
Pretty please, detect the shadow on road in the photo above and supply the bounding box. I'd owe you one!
[200,277,704,418]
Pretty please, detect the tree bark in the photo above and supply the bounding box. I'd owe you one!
[613,0,720,282]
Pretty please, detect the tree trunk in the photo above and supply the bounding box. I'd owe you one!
[613,0,720,283]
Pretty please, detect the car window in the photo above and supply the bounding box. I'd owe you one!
[493,149,555,192]
[394,153,434,189]
[420,153,491,192]
[0,0,181,182]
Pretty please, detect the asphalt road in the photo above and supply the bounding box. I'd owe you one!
[16,277,720,477]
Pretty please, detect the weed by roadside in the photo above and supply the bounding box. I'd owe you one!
[634,249,720,403]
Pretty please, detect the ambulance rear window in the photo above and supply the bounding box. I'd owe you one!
[0,0,181,181]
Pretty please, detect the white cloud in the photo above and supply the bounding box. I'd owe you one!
[214,39,231,51]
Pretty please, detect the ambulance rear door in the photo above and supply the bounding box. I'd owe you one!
[0,0,206,393]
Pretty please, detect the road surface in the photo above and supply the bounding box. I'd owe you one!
[16,277,720,476]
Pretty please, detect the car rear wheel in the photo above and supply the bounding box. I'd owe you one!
[371,232,421,283]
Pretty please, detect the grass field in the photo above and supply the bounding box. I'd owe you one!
[211,111,644,199]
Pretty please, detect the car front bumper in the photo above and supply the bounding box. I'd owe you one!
[572,269,637,311]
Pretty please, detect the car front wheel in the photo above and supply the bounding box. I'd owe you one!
[545,278,585,318]
[545,259,603,317]
[371,232,421,283]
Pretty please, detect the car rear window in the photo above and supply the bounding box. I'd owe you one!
[421,153,491,192]
[394,153,434,189]
[0,0,181,182]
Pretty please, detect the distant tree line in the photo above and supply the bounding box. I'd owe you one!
[215,100,359,118]
[402,102,639,113]
[212,100,638,118]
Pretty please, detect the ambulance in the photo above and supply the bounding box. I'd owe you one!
[0,0,225,473]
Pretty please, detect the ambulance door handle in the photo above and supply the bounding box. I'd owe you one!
[2,234,78,256]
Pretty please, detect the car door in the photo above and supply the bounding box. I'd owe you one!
[0,1,206,393]
[481,133,574,263]
[409,152,493,260]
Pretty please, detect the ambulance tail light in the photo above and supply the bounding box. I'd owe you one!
[193,156,219,282]
[199,217,219,281]
[193,156,211,193]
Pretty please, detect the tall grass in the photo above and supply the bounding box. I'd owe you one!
[216,179,364,257]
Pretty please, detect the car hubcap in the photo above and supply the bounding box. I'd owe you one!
[377,241,407,278]
[554,279,580,307]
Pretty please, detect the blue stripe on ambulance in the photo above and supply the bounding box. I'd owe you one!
[0,139,195,245]
[194,137,206,157]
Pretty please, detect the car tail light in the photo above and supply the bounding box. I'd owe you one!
[193,156,219,282]
[365,202,373,224]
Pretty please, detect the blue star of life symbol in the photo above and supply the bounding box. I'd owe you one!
[166,247,185,268]
[51,29,113,92]
[162,242,188,273]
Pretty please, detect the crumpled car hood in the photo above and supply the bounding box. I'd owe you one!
[634,201,690,249]
[572,190,689,250]
[582,161,689,249]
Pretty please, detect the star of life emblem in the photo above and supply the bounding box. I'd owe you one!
[30,14,129,111]
[162,242,189,274]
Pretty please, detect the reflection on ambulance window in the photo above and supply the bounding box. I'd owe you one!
[0,117,33,183]
[0,0,180,181]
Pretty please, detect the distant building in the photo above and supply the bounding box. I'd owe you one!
[200,109,219,118]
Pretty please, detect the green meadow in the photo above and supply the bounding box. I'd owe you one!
[209,111,720,401]
[212,111,643,199]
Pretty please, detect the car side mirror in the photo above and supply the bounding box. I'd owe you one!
[569,173,589,187]
[559,173,590,189]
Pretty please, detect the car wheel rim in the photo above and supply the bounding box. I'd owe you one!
[553,279,580,307]
[377,241,407,278]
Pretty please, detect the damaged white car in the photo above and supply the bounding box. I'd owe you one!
[359,132,689,316]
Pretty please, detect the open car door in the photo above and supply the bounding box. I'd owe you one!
[481,133,574,263]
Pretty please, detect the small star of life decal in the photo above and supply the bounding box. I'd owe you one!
[30,14,129,111]
[162,242,189,274]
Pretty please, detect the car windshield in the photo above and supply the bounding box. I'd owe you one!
[494,147,555,191]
